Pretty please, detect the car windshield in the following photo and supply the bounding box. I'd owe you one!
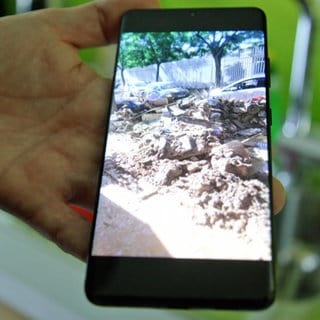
[223,76,265,92]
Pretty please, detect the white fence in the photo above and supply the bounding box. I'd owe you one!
[119,45,265,88]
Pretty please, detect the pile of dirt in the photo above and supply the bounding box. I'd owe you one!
[97,94,271,260]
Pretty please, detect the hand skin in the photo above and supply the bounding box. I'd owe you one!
[0,0,285,261]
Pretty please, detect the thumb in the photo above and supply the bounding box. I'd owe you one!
[272,177,286,214]
[44,0,160,48]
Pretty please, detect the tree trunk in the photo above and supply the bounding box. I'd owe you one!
[156,63,161,82]
[120,67,126,86]
[214,55,222,87]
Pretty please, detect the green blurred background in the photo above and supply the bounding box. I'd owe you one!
[0,1,319,320]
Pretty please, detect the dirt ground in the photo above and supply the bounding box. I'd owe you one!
[92,95,272,261]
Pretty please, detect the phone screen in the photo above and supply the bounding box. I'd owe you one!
[86,8,273,309]
[92,30,271,261]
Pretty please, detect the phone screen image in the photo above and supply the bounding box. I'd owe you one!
[86,8,273,309]
[92,29,271,261]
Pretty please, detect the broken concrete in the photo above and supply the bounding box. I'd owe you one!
[94,92,272,260]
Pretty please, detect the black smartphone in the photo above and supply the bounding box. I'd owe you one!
[86,7,274,310]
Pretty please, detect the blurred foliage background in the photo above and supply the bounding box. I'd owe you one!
[1,0,320,319]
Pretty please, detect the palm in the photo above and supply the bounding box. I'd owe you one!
[0,10,109,260]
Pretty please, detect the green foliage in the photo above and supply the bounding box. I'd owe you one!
[2,0,16,15]
[195,31,263,86]
[118,32,193,82]
[118,31,263,85]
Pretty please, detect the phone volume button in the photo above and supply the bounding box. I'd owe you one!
[268,108,272,126]
[267,57,271,88]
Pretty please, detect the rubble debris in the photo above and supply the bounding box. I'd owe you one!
[103,92,271,249]
[111,94,267,135]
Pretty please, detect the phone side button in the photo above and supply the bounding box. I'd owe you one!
[267,58,271,88]
[268,108,272,126]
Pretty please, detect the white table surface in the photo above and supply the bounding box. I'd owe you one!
[0,210,189,320]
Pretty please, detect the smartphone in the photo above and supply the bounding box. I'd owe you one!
[85,7,274,309]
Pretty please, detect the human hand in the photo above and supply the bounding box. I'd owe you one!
[0,0,285,262]
[0,0,159,261]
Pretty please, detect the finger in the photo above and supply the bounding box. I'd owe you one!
[0,179,91,260]
[94,0,161,44]
[33,200,91,261]
[54,204,91,261]
[43,0,160,48]
[272,177,286,214]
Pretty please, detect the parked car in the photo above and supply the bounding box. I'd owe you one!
[209,74,266,101]
[144,81,189,101]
